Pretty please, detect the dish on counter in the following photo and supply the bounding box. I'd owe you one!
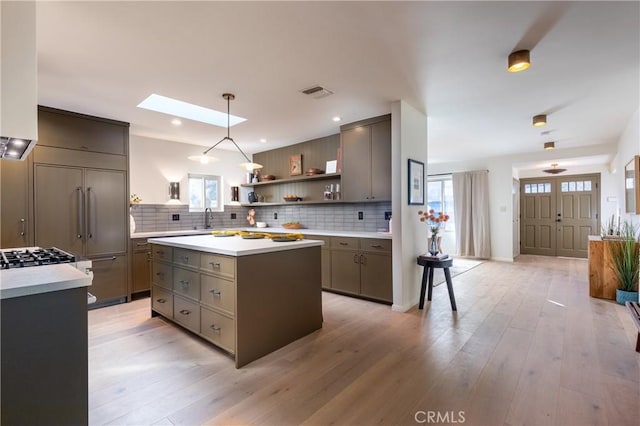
[211,230,238,237]
[271,233,303,242]
[241,234,265,239]
[282,222,302,229]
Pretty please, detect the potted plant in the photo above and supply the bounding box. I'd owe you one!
[608,221,640,304]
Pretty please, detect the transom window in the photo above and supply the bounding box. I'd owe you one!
[561,180,592,192]
[188,174,223,212]
[524,183,551,194]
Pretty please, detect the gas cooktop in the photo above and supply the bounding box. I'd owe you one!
[0,247,77,269]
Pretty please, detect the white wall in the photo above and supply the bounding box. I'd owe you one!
[391,100,428,312]
[129,135,247,205]
[429,143,619,262]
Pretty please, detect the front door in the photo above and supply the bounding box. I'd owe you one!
[520,173,600,258]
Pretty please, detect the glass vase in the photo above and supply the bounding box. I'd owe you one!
[428,234,439,256]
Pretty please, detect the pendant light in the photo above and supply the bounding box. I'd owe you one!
[542,163,567,174]
[508,50,531,72]
[199,93,263,171]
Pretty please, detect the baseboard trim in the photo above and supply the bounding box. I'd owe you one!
[491,256,514,262]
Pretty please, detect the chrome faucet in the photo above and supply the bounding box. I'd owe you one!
[204,208,213,228]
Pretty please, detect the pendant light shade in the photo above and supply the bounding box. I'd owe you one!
[542,163,567,174]
[533,114,547,127]
[195,93,263,171]
[508,50,531,72]
[544,141,555,150]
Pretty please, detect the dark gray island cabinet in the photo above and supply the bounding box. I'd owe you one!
[148,234,324,368]
[0,264,93,426]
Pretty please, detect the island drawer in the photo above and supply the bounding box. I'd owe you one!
[173,295,200,333]
[311,235,331,249]
[152,285,173,318]
[151,245,172,261]
[173,248,201,268]
[360,238,392,253]
[331,236,359,250]
[151,261,172,289]
[173,267,200,300]
[200,253,235,280]
[201,307,235,353]
[200,274,235,315]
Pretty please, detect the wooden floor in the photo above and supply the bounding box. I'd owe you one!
[88,256,640,426]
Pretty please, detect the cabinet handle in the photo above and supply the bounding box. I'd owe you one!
[179,309,191,316]
[209,261,221,268]
[209,289,221,296]
[180,255,189,262]
[157,298,166,304]
[179,279,189,286]
[76,187,83,239]
[92,256,117,262]
[340,242,348,246]
[360,254,366,265]
[353,254,359,263]
[87,187,93,238]
[20,218,25,236]
[210,324,221,332]
[370,244,384,249]
[156,250,164,256]
[156,272,164,277]
[136,242,149,247]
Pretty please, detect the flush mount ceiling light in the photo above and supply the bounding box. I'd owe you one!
[544,141,555,150]
[533,114,547,127]
[199,93,263,171]
[542,163,567,174]
[508,49,531,72]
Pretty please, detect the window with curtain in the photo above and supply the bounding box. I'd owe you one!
[427,176,455,232]
[188,174,223,212]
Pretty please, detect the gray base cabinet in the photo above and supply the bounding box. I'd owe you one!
[0,156,33,248]
[325,236,392,303]
[131,238,151,294]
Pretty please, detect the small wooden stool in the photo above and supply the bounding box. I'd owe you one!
[625,301,640,352]
[417,255,457,311]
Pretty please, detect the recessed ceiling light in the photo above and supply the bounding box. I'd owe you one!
[544,141,555,150]
[332,116,341,122]
[171,118,182,126]
[260,138,267,143]
[137,94,247,128]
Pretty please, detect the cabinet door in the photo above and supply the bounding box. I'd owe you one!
[34,164,84,255]
[360,252,392,302]
[1,158,32,248]
[341,126,371,201]
[131,249,150,293]
[370,119,391,200]
[321,249,331,288]
[330,250,360,294]
[85,169,127,256]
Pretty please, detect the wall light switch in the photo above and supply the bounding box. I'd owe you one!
[172,214,180,221]
[358,211,363,220]
[230,213,237,219]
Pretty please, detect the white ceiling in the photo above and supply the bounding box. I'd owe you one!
[36,1,639,169]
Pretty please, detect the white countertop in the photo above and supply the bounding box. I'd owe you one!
[148,234,324,256]
[0,264,93,300]
[134,228,392,240]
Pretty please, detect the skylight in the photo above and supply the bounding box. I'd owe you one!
[137,94,247,127]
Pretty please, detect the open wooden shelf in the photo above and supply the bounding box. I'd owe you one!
[240,173,341,187]
[239,198,388,207]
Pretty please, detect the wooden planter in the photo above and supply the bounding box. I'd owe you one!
[588,236,639,300]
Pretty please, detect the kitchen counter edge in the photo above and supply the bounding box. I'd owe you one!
[1,264,93,300]
[133,228,392,240]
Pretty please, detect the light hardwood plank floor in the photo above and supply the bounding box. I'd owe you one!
[88,256,640,426]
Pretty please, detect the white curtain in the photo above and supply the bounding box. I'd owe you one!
[452,170,491,258]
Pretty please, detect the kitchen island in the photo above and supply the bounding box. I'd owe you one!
[148,234,323,368]
[1,263,93,425]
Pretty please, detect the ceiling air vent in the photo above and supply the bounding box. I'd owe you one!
[300,85,334,99]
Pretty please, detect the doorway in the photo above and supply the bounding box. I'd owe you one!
[520,173,600,258]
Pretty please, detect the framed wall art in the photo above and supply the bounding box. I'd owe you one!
[289,154,302,176]
[408,158,424,205]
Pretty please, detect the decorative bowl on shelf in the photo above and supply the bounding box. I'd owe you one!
[283,194,302,202]
[261,174,276,181]
[282,222,302,229]
[305,168,325,176]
